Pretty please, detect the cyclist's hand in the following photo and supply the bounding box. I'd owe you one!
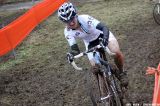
[67,52,74,63]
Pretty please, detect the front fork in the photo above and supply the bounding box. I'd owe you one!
[94,51,119,103]
[93,52,113,102]
[96,72,112,103]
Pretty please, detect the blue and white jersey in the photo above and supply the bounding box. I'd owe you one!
[64,15,103,47]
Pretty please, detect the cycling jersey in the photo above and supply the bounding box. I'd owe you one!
[64,14,117,60]
[64,15,103,48]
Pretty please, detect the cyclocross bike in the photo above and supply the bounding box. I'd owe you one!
[68,38,124,106]
[153,0,160,25]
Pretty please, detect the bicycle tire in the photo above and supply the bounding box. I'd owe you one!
[153,3,160,25]
[87,51,123,105]
[103,65,124,106]
[88,72,123,106]
[103,76,115,106]
[88,71,111,106]
[109,79,123,106]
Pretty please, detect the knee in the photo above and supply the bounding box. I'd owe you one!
[113,50,124,59]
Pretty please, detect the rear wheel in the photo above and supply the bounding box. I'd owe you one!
[153,3,160,25]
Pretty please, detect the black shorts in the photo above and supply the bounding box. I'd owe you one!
[88,33,104,49]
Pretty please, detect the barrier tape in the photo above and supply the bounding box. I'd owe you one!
[146,63,160,105]
[0,0,67,56]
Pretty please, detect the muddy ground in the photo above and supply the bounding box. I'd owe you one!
[0,0,160,106]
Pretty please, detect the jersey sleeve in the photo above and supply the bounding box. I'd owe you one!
[64,28,77,46]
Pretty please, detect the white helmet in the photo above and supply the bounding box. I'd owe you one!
[58,2,77,23]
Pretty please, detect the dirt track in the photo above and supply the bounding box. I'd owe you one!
[0,0,160,106]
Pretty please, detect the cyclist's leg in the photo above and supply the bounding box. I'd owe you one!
[107,31,124,73]
[107,31,128,87]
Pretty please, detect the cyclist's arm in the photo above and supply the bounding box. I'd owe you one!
[70,44,80,56]
[87,15,109,41]
[96,22,109,41]
[65,34,80,56]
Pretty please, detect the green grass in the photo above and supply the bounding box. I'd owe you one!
[0,10,26,27]
[0,45,33,70]
[0,0,32,5]
[0,0,152,70]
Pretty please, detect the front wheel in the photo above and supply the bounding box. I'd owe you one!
[110,83,123,106]
[153,3,160,25]
[103,64,124,106]
[88,72,112,106]
[103,74,123,106]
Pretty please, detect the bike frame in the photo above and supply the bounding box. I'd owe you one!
[69,40,122,104]
[91,50,123,105]
[93,49,114,101]
[71,41,115,71]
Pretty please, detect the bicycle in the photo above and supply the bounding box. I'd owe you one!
[68,38,124,106]
[153,0,160,25]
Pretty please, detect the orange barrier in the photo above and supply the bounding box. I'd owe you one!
[146,63,160,105]
[0,0,67,56]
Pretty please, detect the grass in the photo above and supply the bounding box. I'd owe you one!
[0,0,33,5]
[0,0,152,70]
[0,10,26,28]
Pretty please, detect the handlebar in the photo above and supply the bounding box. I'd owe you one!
[70,38,115,70]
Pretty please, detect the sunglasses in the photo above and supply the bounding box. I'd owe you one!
[63,16,76,24]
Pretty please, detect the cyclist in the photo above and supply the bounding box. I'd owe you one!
[57,2,128,87]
